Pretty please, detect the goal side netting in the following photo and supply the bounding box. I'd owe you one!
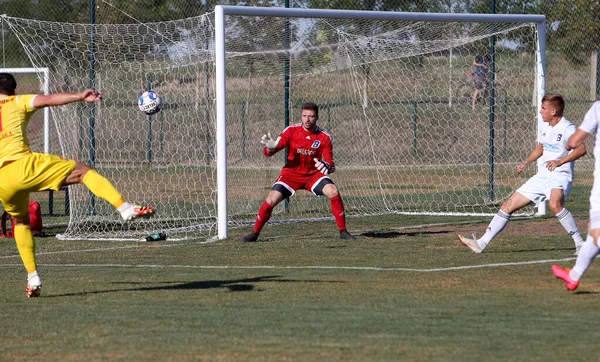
[1,9,546,240]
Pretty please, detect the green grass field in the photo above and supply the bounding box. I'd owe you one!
[1,208,598,361]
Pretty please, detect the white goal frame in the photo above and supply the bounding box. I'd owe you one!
[214,6,547,240]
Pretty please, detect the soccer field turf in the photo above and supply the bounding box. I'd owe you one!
[1,214,598,361]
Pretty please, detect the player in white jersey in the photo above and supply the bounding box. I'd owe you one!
[458,93,586,254]
[552,101,600,290]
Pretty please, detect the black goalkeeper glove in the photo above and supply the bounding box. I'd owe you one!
[313,158,334,175]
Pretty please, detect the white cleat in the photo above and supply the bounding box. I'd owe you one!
[26,274,42,298]
[458,233,484,254]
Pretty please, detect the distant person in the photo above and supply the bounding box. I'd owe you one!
[471,54,490,110]
[552,101,600,291]
[459,93,586,254]
[240,102,356,242]
[0,73,156,297]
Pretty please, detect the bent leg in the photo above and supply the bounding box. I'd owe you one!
[14,224,36,273]
[65,163,125,208]
[478,192,532,247]
[321,183,349,232]
[254,189,285,233]
[570,212,600,281]
[570,229,600,281]
[4,194,37,274]
[549,188,583,247]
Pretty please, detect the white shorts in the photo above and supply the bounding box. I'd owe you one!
[515,174,571,206]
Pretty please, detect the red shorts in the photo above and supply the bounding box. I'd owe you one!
[274,171,331,196]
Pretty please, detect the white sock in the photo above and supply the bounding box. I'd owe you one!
[555,208,584,244]
[27,270,39,281]
[570,235,600,281]
[27,270,42,287]
[479,210,510,246]
[117,202,133,213]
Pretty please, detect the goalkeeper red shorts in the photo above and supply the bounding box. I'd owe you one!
[274,171,331,196]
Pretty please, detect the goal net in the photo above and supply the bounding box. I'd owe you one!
[1,9,546,240]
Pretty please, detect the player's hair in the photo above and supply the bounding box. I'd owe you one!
[542,93,565,116]
[301,102,319,116]
[0,73,17,95]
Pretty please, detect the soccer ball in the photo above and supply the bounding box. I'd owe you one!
[138,90,163,115]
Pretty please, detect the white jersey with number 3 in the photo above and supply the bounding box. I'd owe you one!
[579,102,600,180]
[578,102,600,215]
[536,117,577,181]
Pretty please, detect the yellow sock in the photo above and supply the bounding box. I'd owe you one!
[82,169,126,208]
[14,225,36,273]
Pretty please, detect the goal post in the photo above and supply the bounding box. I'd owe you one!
[214,6,547,239]
[2,9,550,241]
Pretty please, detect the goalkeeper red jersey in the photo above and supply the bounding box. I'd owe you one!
[263,123,334,175]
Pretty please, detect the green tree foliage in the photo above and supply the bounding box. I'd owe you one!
[540,0,600,65]
[307,0,441,12]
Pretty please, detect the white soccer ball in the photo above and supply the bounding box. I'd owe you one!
[138,90,163,115]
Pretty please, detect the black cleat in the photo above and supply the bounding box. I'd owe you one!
[339,230,356,240]
[241,231,260,242]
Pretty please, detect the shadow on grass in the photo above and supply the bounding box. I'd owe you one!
[361,230,452,239]
[489,247,576,254]
[45,275,336,298]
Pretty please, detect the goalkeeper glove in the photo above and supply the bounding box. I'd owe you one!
[314,158,333,175]
[260,132,281,152]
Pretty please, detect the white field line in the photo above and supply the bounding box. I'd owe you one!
[0,257,576,272]
[0,238,219,259]
[0,220,574,272]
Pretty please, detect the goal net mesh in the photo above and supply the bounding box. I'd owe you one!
[2,12,540,240]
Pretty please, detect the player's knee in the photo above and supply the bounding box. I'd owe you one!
[266,186,289,205]
[590,229,600,247]
[12,213,29,226]
[324,184,339,198]
[65,162,93,184]
[548,203,563,215]
[314,179,335,197]
[500,201,513,214]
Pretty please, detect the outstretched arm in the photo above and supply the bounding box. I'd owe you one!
[32,89,102,108]
[260,132,283,156]
[566,129,590,150]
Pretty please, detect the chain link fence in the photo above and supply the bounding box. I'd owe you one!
[3,1,598,120]
[1,0,598,224]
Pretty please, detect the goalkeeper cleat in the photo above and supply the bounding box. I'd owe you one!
[339,230,356,240]
[458,233,484,253]
[120,204,156,221]
[552,265,579,291]
[241,231,260,243]
[26,274,42,298]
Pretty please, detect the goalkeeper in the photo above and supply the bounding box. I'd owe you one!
[0,73,156,298]
[241,102,356,242]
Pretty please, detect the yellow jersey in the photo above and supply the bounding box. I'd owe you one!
[0,94,37,168]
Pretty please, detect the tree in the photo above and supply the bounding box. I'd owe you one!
[539,0,600,65]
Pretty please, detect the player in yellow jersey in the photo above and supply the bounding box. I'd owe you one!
[0,73,156,297]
